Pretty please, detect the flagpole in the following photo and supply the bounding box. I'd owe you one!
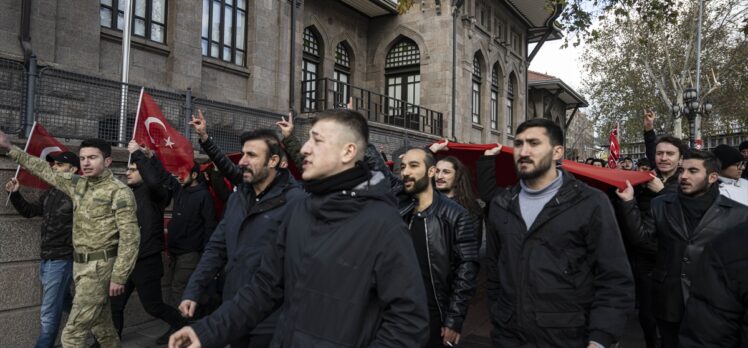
[128,87,145,165]
[117,0,133,146]
[6,121,37,206]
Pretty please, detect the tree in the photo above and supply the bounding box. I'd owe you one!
[579,0,748,144]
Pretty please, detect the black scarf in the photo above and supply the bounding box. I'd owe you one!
[679,183,720,235]
[303,162,370,195]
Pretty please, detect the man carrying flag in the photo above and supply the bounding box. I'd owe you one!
[3,123,79,348]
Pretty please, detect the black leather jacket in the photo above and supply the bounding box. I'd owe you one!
[10,188,73,260]
[400,188,479,332]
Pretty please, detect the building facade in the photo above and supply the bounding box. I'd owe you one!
[0,0,563,345]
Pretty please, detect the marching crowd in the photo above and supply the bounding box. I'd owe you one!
[1,107,747,348]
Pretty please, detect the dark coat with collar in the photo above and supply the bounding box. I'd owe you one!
[620,189,748,323]
[191,171,429,347]
[486,170,634,348]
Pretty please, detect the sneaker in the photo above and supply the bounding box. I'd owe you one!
[155,328,176,345]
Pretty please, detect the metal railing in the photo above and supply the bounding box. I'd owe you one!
[301,78,444,137]
[0,58,27,134]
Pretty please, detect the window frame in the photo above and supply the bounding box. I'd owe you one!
[472,56,482,124]
[100,0,167,44]
[201,0,248,66]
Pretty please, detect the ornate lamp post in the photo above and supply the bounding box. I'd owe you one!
[671,87,713,149]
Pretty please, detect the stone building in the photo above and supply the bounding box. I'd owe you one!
[527,70,588,135]
[0,0,564,345]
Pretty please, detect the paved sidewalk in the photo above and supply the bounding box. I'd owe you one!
[122,320,170,348]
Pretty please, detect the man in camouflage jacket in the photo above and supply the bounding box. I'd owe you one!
[0,132,139,348]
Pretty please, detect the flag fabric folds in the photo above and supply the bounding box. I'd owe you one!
[608,126,620,169]
[16,122,69,189]
[132,89,194,180]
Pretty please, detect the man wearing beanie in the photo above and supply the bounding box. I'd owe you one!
[740,141,748,179]
[712,144,748,206]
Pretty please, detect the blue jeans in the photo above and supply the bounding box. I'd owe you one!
[36,259,73,348]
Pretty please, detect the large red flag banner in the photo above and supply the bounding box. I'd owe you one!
[132,89,194,179]
[16,122,70,189]
[437,142,652,192]
[608,126,620,169]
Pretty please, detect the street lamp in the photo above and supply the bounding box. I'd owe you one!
[671,87,713,149]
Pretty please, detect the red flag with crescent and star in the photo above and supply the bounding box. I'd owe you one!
[132,88,194,180]
[16,122,70,189]
[608,125,620,169]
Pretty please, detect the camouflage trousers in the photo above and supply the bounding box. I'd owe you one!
[61,258,120,348]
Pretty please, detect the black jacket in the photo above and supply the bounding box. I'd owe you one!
[130,151,172,259]
[10,188,73,260]
[620,190,748,323]
[400,189,479,332]
[644,129,681,194]
[191,171,429,348]
[166,181,217,254]
[184,137,305,335]
[680,221,748,347]
[486,171,634,348]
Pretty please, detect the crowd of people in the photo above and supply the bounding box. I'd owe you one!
[0,106,746,348]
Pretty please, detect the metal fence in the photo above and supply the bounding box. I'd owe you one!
[0,57,286,154]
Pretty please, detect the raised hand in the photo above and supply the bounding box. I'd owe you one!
[4,178,20,193]
[615,180,635,202]
[646,173,664,193]
[127,140,141,154]
[428,139,449,153]
[484,143,503,156]
[643,108,656,131]
[189,109,209,142]
[276,111,295,139]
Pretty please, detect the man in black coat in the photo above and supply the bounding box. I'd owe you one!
[616,149,748,348]
[679,220,748,347]
[170,109,429,348]
[181,113,305,348]
[110,141,187,344]
[5,151,77,348]
[486,118,634,348]
[399,147,479,347]
[163,161,217,309]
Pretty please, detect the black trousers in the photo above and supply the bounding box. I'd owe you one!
[110,253,186,336]
[425,309,447,348]
[657,319,680,348]
[633,264,658,348]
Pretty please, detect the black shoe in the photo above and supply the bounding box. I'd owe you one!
[156,328,176,345]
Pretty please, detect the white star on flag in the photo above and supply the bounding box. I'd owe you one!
[164,136,175,148]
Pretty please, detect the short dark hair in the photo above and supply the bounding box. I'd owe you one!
[80,138,112,158]
[239,129,282,164]
[655,135,688,157]
[623,157,633,162]
[515,118,564,146]
[636,158,651,168]
[190,162,201,175]
[592,158,606,167]
[312,109,370,146]
[406,147,436,168]
[683,150,721,174]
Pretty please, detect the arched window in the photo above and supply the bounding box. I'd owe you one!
[490,63,500,130]
[507,72,517,134]
[385,38,420,130]
[334,42,352,107]
[302,27,323,112]
[471,54,483,124]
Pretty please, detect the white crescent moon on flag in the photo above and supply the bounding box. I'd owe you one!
[40,146,62,160]
[144,117,168,144]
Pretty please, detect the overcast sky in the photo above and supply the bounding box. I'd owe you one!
[528,40,586,92]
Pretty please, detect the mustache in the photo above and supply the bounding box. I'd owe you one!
[517,157,533,164]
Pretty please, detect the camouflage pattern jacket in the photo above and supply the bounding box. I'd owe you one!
[8,146,140,284]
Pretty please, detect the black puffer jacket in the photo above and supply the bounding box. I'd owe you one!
[619,190,748,323]
[400,189,479,332]
[679,220,748,347]
[10,188,73,260]
[486,171,634,348]
[191,171,429,347]
[130,151,172,259]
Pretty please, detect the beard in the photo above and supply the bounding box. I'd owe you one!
[244,166,270,185]
[404,173,431,194]
[681,177,711,196]
[515,151,555,180]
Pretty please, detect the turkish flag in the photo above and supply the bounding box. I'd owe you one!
[16,122,70,189]
[132,89,194,179]
[608,126,620,168]
[437,142,652,192]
